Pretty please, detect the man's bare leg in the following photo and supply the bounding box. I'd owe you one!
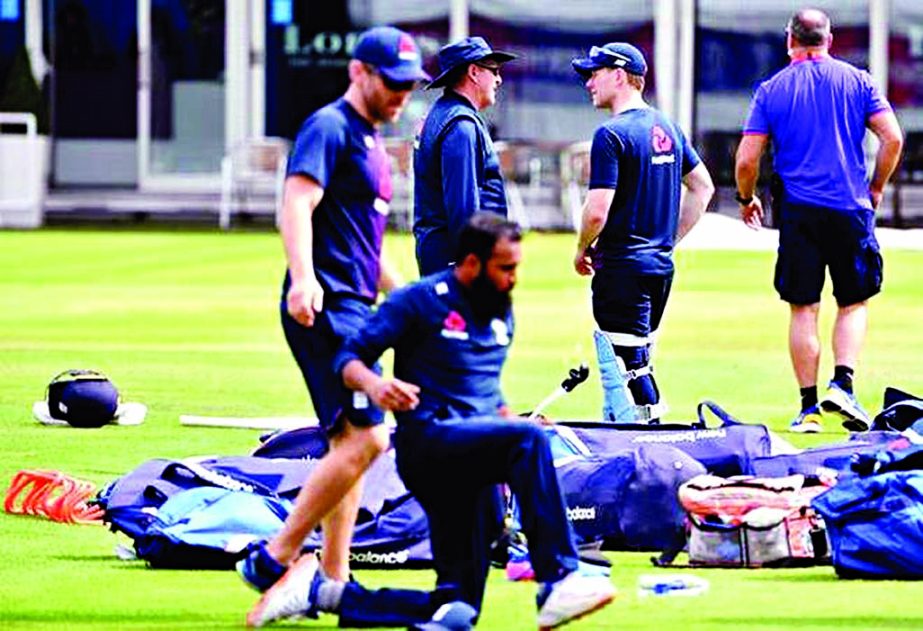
[265,423,390,566]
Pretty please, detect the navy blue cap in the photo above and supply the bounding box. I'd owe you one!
[353,26,431,83]
[46,369,119,428]
[427,36,517,90]
[572,42,647,78]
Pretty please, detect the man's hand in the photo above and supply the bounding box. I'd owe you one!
[869,186,884,210]
[574,246,594,276]
[368,378,421,412]
[286,276,324,327]
[739,196,764,230]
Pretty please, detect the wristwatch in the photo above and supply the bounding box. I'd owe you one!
[734,192,754,205]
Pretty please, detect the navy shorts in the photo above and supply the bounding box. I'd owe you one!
[281,296,384,435]
[775,202,883,307]
[591,270,673,338]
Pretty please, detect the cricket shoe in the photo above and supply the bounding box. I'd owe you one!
[411,601,478,630]
[820,383,871,432]
[789,405,823,434]
[237,542,288,593]
[536,570,615,630]
[246,554,321,627]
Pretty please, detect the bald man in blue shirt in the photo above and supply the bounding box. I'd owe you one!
[735,8,903,433]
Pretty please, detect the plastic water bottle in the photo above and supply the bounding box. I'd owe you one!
[637,574,709,598]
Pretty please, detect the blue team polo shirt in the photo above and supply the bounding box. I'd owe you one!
[334,270,512,425]
[284,98,391,302]
[589,107,700,275]
[743,55,891,211]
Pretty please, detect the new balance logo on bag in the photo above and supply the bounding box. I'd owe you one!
[678,473,832,568]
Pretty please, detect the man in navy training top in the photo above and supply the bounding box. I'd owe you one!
[571,42,714,424]
[735,8,903,433]
[247,213,615,630]
[413,36,516,276]
[237,26,430,599]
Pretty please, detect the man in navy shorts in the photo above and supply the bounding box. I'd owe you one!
[571,42,714,424]
[735,8,903,433]
[246,214,614,630]
[237,26,430,597]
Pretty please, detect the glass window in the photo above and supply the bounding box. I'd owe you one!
[694,1,870,188]
[469,0,655,145]
[0,0,25,104]
[264,0,449,140]
[48,0,137,139]
[889,0,923,131]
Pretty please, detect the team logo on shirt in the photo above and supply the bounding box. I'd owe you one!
[491,318,511,346]
[651,125,676,165]
[441,310,469,340]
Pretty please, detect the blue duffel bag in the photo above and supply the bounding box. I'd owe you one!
[812,446,923,579]
[559,401,772,476]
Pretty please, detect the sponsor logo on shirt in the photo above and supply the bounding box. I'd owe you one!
[491,318,511,346]
[363,135,376,149]
[567,505,597,521]
[441,310,469,340]
[651,125,676,165]
[373,198,390,215]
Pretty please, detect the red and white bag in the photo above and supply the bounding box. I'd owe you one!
[678,473,832,567]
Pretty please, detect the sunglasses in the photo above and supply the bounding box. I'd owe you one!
[366,65,417,92]
[588,46,631,68]
[474,62,502,77]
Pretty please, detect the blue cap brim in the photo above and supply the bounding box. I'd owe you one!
[572,57,601,79]
[379,64,432,84]
[426,50,518,90]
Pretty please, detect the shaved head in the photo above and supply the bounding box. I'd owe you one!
[788,8,831,47]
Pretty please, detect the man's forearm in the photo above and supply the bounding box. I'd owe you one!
[870,137,903,194]
[342,358,381,394]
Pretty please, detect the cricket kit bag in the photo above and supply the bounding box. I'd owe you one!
[253,427,434,568]
[751,432,911,478]
[555,443,706,551]
[813,445,923,579]
[669,473,831,568]
[871,386,923,432]
[559,401,773,477]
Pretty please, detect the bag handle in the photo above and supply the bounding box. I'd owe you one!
[695,401,743,429]
[160,460,279,498]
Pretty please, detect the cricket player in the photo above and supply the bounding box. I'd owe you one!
[735,8,903,433]
[237,26,429,593]
[247,214,615,630]
[571,42,714,424]
[413,36,516,276]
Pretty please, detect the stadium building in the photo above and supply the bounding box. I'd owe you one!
[0,0,920,227]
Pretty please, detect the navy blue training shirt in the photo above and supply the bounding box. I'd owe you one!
[284,98,391,302]
[334,270,512,424]
[589,107,700,275]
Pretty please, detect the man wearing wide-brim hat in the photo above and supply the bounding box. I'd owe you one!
[413,36,517,277]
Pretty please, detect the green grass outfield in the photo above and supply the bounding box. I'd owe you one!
[2,228,923,630]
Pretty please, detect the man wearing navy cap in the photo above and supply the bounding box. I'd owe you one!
[238,26,430,601]
[413,36,517,276]
[571,43,714,424]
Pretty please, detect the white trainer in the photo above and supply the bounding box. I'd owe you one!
[246,554,319,627]
[537,571,616,630]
